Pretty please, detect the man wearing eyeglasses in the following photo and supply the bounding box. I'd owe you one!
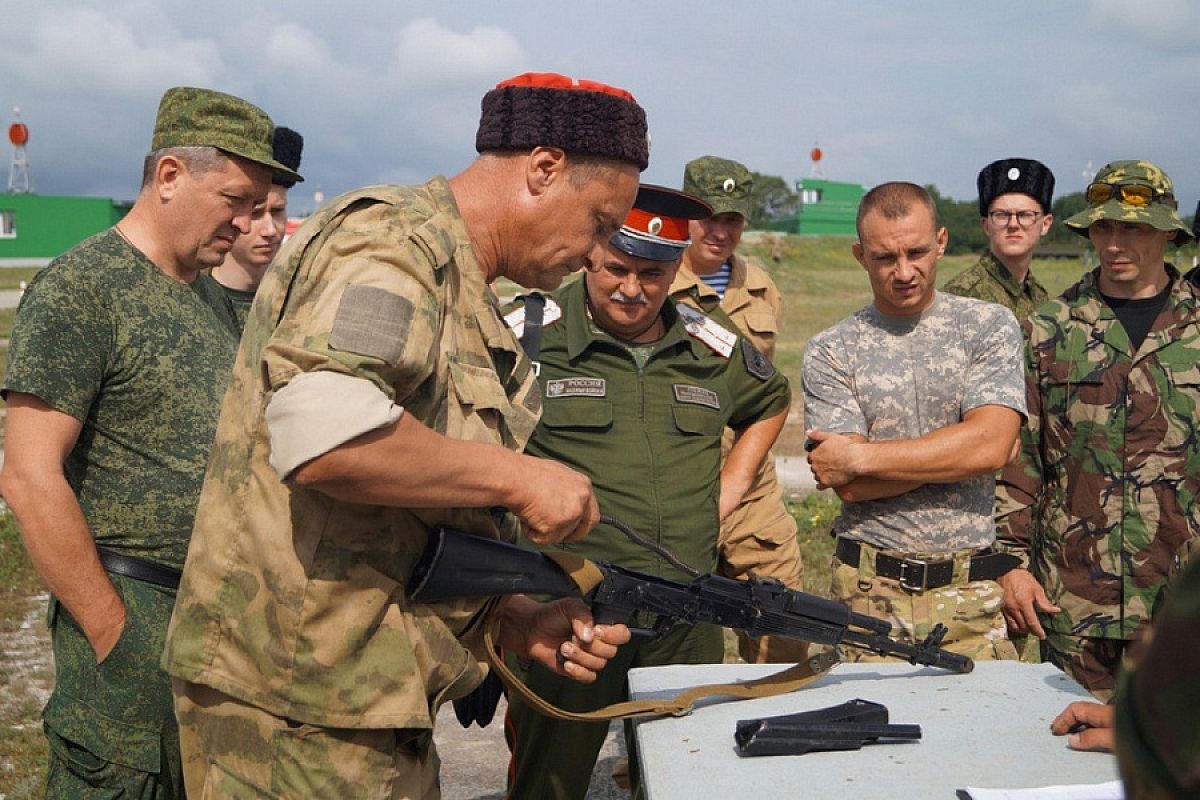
[943,158,1053,320]
[995,160,1200,700]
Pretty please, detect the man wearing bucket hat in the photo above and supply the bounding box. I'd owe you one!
[211,125,304,330]
[502,184,791,800]
[163,72,644,796]
[943,158,1055,320]
[996,159,1200,699]
[0,86,296,798]
[669,155,807,666]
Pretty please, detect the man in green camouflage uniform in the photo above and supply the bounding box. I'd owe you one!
[942,158,1054,320]
[503,185,791,800]
[802,182,1028,663]
[670,156,807,665]
[210,126,304,330]
[996,160,1200,700]
[1115,556,1200,798]
[162,72,645,798]
[0,87,297,799]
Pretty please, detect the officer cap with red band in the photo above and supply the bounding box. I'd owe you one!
[475,72,649,171]
[610,184,712,262]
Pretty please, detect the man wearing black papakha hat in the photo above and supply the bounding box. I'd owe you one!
[163,72,647,796]
[501,185,791,800]
[943,157,1055,320]
[211,125,305,330]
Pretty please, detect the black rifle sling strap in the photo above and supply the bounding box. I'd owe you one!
[518,292,546,368]
[484,550,836,722]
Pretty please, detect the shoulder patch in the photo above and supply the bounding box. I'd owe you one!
[742,338,776,381]
[677,303,736,359]
[503,297,563,338]
[329,283,414,365]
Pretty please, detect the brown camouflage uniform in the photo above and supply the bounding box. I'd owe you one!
[671,253,806,664]
[1115,556,1200,798]
[163,178,540,795]
[942,250,1049,321]
[803,292,1026,662]
[996,265,1200,698]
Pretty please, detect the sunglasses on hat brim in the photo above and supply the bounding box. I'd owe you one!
[1086,182,1177,210]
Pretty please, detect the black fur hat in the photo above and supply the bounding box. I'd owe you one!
[272,126,304,188]
[977,158,1054,216]
[475,73,648,171]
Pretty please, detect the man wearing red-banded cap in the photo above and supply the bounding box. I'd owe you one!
[163,72,645,797]
[501,185,791,799]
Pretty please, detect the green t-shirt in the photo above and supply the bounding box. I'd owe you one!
[2,229,240,569]
[219,283,256,332]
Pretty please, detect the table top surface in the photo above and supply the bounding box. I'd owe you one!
[628,661,1120,800]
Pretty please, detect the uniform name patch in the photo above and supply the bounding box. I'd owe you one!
[545,377,606,398]
[673,384,720,409]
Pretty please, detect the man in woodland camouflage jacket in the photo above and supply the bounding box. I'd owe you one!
[996,160,1200,700]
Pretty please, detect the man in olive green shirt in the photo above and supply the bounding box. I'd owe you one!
[503,185,791,800]
[943,158,1054,320]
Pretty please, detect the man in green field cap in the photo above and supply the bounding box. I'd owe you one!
[996,159,1200,700]
[0,85,293,798]
[669,155,808,666]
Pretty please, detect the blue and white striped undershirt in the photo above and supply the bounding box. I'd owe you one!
[698,260,732,298]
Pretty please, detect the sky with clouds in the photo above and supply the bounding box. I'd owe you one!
[3,0,1198,221]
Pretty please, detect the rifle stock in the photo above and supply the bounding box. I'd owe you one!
[408,526,973,675]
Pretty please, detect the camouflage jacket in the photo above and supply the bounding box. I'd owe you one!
[803,292,1026,553]
[1116,556,1200,798]
[996,266,1200,641]
[669,253,783,359]
[163,178,541,729]
[941,251,1049,322]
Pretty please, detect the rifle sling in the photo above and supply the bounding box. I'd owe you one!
[482,611,833,722]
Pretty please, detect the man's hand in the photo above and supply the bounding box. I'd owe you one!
[1050,701,1114,752]
[997,568,1061,638]
[509,456,600,544]
[499,596,631,682]
[718,472,753,521]
[805,430,862,489]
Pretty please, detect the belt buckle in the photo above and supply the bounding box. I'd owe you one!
[898,558,929,592]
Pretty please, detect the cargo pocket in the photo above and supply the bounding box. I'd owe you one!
[742,311,778,353]
[671,405,724,437]
[540,398,613,431]
[447,360,513,443]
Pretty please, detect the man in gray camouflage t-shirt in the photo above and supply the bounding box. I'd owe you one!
[801,181,1032,662]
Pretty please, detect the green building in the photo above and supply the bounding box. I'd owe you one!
[0,193,130,265]
[763,178,865,237]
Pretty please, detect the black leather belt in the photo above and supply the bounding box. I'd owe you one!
[97,547,182,590]
[835,538,1020,592]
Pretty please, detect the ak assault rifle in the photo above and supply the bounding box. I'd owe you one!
[408,526,974,675]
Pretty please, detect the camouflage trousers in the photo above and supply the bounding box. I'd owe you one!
[505,619,724,800]
[43,574,183,800]
[173,680,440,799]
[716,457,809,665]
[830,547,1019,662]
[1042,632,1130,702]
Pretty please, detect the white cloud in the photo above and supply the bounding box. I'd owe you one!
[1086,0,1196,47]
[391,18,527,87]
[1,9,223,96]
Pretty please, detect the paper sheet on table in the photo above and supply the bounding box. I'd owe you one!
[955,781,1124,800]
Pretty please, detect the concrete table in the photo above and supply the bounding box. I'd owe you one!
[628,661,1120,799]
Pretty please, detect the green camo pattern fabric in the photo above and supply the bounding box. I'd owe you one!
[1063,160,1192,243]
[1116,556,1200,798]
[941,251,1049,321]
[682,155,754,218]
[996,266,1200,641]
[164,178,540,729]
[2,229,240,569]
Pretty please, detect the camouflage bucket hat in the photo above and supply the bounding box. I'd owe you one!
[682,156,754,218]
[151,87,303,184]
[1064,160,1190,244]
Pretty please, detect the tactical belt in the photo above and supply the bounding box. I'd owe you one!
[97,547,182,590]
[835,538,1019,592]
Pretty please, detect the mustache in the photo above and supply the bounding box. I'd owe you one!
[609,289,649,305]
